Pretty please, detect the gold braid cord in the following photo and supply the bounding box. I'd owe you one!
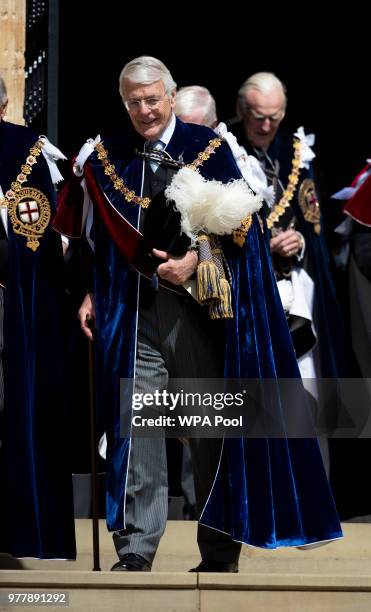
[266,138,302,230]
[95,138,222,209]
[0,139,51,251]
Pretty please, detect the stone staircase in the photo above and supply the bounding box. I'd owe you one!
[1,521,371,611]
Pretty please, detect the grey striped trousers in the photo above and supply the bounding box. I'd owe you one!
[113,287,241,564]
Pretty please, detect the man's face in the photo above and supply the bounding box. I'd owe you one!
[122,78,175,141]
[242,88,285,150]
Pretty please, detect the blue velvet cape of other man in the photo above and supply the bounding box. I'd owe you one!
[72,119,342,548]
[237,125,348,380]
[0,122,76,559]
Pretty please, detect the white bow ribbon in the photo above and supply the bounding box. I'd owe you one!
[39,135,67,184]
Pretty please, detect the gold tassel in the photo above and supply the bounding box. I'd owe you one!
[197,260,222,303]
[196,232,233,318]
[209,277,234,319]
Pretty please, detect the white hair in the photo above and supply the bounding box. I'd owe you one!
[119,56,177,101]
[175,85,217,128]
[0,76,7,107]
[237,72,287,115]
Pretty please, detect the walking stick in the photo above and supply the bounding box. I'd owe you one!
[87,316,101,571]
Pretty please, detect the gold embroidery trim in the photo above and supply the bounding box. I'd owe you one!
[233,214,253,246]
[94,137,222,209]
[266,138,302,230]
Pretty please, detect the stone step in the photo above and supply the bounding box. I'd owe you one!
[1,521,371,611]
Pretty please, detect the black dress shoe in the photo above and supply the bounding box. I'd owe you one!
[111,553,152,572]
[189,559,239,573]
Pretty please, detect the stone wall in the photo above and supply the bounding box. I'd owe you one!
[0,0,26,124]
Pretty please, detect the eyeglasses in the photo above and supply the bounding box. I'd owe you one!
[124,95,168,113]
[246,106,284,123]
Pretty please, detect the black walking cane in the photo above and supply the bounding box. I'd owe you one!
[87,316,101,571]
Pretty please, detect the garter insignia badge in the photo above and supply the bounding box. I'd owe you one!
[298,178,321,234]
[8,187,51,251]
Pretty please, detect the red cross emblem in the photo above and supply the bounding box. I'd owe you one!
[18,199,40,224]
[306,188,318,212]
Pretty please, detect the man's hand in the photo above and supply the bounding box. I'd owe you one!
[152,248,198,285]
[270,229,303,257]
[78,292,96,341]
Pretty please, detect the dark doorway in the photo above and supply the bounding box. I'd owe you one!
[56,7,370,197]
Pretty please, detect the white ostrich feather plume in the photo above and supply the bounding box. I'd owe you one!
[165,167,262,241]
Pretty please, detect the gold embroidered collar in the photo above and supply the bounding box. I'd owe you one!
[266,138,302,229]
[0,139,44,206]
[95,138,222,209]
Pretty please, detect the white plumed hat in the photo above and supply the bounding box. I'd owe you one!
[165,167,262,242]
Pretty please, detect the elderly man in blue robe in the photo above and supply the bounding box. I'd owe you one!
[0,75,75,560]
[54,56,342,573]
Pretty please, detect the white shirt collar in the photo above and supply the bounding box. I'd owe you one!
[156,113,176,148]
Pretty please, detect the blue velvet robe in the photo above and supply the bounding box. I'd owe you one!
[231,123,347,378]
[0,121,76,559]
[56,118,342,547]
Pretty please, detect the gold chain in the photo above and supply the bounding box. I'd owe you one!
[95,141,151,209]
[0,140,44,208]
[266,139,302,229]
[186,138,222,170]
[95,137,222,209]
